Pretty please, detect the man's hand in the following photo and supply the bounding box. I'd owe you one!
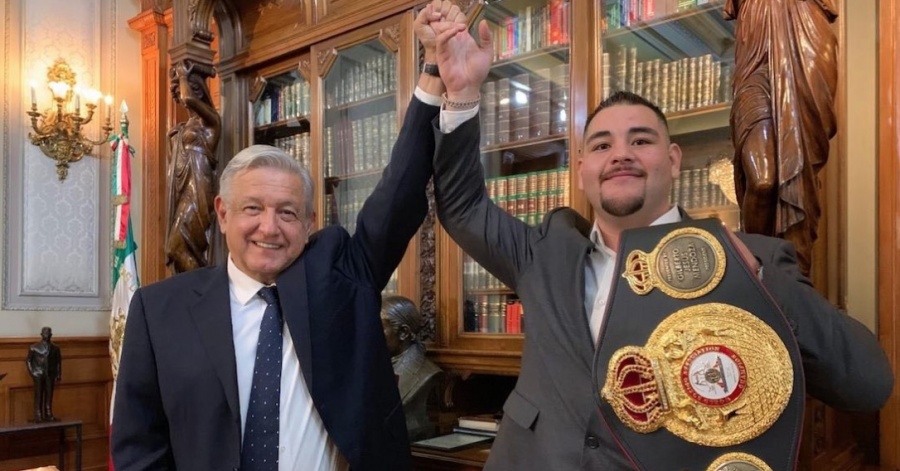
[415,1,465,62]
[434,18,493,103]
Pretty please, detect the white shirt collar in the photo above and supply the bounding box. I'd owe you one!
[227,256,271,306]
[589,205,682,251]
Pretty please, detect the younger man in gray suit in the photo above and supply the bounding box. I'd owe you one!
[424,10,893,470]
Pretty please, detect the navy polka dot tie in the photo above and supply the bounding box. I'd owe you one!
[241,286,282,470]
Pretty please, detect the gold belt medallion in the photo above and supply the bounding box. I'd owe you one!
[705,452,773,471]
[600,303,793,447]
[622,227,726,299]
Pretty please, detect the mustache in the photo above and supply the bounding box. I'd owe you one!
[601,165,646,181]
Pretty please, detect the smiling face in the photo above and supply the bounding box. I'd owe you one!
[578,103,681,224]
[215,167,312,284]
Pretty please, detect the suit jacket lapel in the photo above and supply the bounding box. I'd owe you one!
[559,210,596,359]
[277,257,314,393]
[189,267,240,421]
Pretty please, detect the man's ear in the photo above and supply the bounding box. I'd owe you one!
[308,210,317,232]
[214,196,228,233]
[668,142,683,178]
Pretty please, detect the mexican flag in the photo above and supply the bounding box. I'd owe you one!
[109,102,139,469]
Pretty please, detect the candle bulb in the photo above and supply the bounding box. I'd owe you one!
[105,95,112,120]
[74,93,80,113]
[29,81,36,107]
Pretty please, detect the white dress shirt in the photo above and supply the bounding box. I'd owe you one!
[583,207,682,345]
[228,257,349,471]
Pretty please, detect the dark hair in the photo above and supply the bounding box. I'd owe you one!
[583,91,669,137]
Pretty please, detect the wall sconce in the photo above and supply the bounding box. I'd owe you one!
[26,58,113,181]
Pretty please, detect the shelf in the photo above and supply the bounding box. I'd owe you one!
[325,167,383,184]
[490,45,570,77]
[667,103,731,136]
[687,204,741,231]
[481,134,568,160]
[428,347,523,377]
[253,116,310,140]
[603,1,734,62]
[325,90,395,114]
[686,204,739,217]
[466,288,515,296]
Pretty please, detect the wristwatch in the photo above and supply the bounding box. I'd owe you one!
[422,63,440,78]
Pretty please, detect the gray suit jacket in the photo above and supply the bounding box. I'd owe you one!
[432,114,893,471]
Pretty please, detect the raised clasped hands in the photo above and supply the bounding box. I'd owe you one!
[425,1,493,102]
[415,0,464,62]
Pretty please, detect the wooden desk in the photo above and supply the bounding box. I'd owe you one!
[411,443,491,471]
[0,420,82,471]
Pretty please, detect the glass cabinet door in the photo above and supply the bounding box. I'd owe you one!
[252,67,312,170]
[599,0,740,229]
[319,39,400,294]
[460,0,572,335]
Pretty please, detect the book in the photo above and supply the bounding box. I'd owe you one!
[453,426,498,438]
[412,432,493,452]
[458,413,501,432]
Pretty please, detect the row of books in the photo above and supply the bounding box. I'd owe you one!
[464,256,507,291]
[601,50,733,113]
[671,166,733,209]
[464,294,524,334]
[324,110,398,177]
[486,168,570,201]
[255,79,311,126]
[602,0,718,31]
[481,65,570,147]
[324,173,381,235]
[271,132,312,172]
[489,0,571,61]
[325,53,396,109]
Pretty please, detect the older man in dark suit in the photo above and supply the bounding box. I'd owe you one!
[110,3,461,469]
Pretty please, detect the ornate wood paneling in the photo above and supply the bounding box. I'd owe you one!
[0,338,112,471]
[128,9,172,286]
[877,0,900,467]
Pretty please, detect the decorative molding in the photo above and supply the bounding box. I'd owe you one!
[378,24,401,53]
[259,0,285,12]
[316,47,337,78]
[143,30,157,49]
[297,57,311,82]
[420,180,436,342]
[249,73,267,104]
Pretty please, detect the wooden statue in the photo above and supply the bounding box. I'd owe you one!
[726,0,838,275]
[165,59,221,273]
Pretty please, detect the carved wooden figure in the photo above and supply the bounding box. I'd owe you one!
[726,0,838,275]
[165,59,221,273]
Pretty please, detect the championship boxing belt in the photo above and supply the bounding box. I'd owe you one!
[592,218,805,471]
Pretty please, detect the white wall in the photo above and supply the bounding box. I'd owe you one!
[0,0,143,338]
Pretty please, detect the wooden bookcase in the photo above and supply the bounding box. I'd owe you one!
[128,0,875,469]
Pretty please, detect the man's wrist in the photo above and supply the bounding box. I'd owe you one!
[442,92,481,111]
[446,87,481,104]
